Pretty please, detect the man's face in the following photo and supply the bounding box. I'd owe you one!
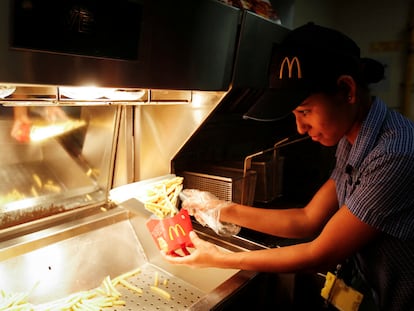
[292,92,353,147]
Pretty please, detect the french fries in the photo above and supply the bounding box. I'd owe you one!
[0,174,63,206]
[150,286,171,300]
[0,189,26,205]
[143,176,183,219]
[0,267,176,310]
[29,275,126,311]
[118,279,143,295]
[150,271,171,300]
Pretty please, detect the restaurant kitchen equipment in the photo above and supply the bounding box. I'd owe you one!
[0,0,334,309]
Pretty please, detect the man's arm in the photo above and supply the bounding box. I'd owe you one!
[220,179,340,239]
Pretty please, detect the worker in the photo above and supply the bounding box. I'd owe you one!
[163,23,414,311]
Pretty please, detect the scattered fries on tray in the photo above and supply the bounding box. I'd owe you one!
[143,176,183,219]
[0,267,174,310]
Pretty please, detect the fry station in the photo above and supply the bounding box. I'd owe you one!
[0,0,334,310]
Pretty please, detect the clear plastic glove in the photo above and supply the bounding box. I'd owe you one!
[179,189,241,237]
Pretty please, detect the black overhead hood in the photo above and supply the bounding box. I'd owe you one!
[1,0,289,92]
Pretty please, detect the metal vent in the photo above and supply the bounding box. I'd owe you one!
[183,171,233,202]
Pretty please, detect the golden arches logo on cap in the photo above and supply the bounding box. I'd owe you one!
[279,56,302,79]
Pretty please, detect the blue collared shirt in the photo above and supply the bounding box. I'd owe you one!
[330,97,414,310]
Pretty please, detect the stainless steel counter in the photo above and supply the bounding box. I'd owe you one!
[0,200,268,310]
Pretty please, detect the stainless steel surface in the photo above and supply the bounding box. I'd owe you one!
[0,84,195,106]
[113,106,135,187]
[118,198,247,293]
[0,161,66,199]
[0,203,259,309]
[0,2,296,309]
[113,200,262,310]
[0,208,146,304]
[105,263,205,310]
[136,91,226,180]
[0,1,240,91]
[0,105,119,229]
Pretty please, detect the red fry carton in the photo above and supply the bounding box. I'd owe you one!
[15,123,31,143]
[146,209,193,254]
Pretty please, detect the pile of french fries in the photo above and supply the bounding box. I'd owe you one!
[143,176,183,219]
[0,267,173,310]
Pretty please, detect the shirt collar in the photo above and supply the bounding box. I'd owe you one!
[338,97,388,170]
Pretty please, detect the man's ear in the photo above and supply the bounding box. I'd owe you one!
[337,75,357,104]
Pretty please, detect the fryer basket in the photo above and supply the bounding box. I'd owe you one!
[182,136,310,205]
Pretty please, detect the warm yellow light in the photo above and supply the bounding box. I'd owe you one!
[0,85,16,98]
[105,89,145,100]
[191,92,203,108]
[59,86,108,100]
[30,120,86,142]
[59,86,145,101]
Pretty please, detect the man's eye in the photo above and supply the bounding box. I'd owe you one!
[299,110,310,116]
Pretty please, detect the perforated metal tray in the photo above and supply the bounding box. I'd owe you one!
[108,263,204,311]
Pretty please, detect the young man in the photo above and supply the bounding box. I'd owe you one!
[163,23,414,310]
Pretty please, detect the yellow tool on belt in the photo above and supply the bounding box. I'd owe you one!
[321,272,364,311]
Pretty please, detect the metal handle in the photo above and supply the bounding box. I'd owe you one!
[242,135,309,177]
[240,135,310,205]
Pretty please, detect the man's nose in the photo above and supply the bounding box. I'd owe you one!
[296,118,308,135]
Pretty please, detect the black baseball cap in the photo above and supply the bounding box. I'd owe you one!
[243,22,383,121]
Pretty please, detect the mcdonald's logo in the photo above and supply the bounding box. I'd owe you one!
[279,56,302,79]
[168,224,186,240]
